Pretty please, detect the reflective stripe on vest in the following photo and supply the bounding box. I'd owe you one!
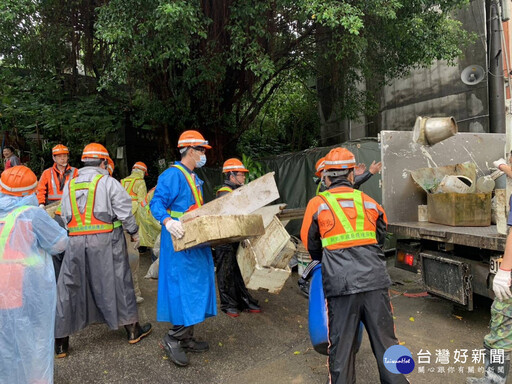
[141,187,156,211]
[68,174,115,235]
[48,166,77,201]
[315,182,321,196]
[217,186,233,195]
[319,190,376,247]
[121,178,139,201]
[172,164,203,207]
[0,206,39,266]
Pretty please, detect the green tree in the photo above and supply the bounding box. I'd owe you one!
[1,0,472,164]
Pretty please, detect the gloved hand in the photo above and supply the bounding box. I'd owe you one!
[494,158,508,170]
[39,204,45,208]
[131,232,140,250]
[493,268,512,301]
[165,219,185,239]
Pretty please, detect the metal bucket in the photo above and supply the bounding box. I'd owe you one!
[413,116,458,146]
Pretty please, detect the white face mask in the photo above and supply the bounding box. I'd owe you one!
[196,154,206,168]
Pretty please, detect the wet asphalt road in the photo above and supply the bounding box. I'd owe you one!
[54,256,498,384]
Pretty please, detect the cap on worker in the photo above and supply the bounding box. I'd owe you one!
[177,130,211,149]
[315,157,326,177]
[0,165,38,197]
[324,147,356,170]
[81,143,109,161]
[133,161,148,176]
[107,157,115,176]
[52,144,69,156]
[222,158,248,173]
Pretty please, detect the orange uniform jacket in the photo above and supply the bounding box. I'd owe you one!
[37,164,78,205]
[300,180,391,297]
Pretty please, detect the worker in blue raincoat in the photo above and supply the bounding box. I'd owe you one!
[150,130,216,367]
[0,165,68,384]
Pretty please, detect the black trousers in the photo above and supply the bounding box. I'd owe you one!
[168,325,194,341]
[214,244,257,311]
[327,289,409,384]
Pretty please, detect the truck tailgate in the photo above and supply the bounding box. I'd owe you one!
[388,222,506,251]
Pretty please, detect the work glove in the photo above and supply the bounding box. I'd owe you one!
[493,268,512,301]
[39,204,45,208]
[493,158,508,170]
[131,232,140,250]
[165,219,185,239]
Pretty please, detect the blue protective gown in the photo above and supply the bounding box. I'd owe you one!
[150,162,217,326]
[0,194,68,384]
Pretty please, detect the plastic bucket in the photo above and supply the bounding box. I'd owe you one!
[435,175,473,194]
[296,251,310,276]
[308,264,363,355]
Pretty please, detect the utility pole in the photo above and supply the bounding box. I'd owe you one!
[487,0,506,133]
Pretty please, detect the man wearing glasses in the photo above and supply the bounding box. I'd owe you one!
[150,130,215,367]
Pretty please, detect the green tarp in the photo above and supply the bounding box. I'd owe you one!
[197,138,382,235]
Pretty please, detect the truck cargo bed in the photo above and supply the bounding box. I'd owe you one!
[388,222,506,251]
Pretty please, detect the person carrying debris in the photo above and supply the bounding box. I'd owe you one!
[121,161,149,304]
[214,158,261,318]
[0,165,68,384]
[37,144,79,207]
[301,147,408,384]
[299,155,383,297]
[54,143,151,358]
[151,130,215,367]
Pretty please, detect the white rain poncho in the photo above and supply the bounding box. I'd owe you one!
[0,193,68,384]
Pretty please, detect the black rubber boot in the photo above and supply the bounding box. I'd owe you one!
[125,322,152,344]
[55,336,69,358]
[160,334,189,367]
[466,347,510,384]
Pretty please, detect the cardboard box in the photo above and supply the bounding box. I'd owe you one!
[172,214,264,251]
[427,193,491,227]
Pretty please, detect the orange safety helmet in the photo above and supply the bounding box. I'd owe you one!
[324,148,356,171]
[107,157,115,176]
[222,158,248,173]
[52,144,69,156]
[0,166,38,197]
[133,161,148,176]
[177,130,212,149]
[315,157,326,177]
[81,143,109,161]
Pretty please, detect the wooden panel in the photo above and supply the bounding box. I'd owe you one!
[181,172,279,222]
[173,214,264,252]
[427,193,491,227]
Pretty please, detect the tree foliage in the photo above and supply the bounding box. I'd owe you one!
[0,0,472,165]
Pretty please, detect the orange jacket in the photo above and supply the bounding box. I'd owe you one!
[301,184,387,255]
[37,164,78,205]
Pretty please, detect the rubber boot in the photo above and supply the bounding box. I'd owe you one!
[55,336,69,358]
[466,347,510,384]
[125,322,152,344]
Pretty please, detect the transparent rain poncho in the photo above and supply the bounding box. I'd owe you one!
[138,188,161,248]
[0,193,68,384]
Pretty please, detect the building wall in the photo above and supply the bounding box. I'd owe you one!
[377,0,489,133]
